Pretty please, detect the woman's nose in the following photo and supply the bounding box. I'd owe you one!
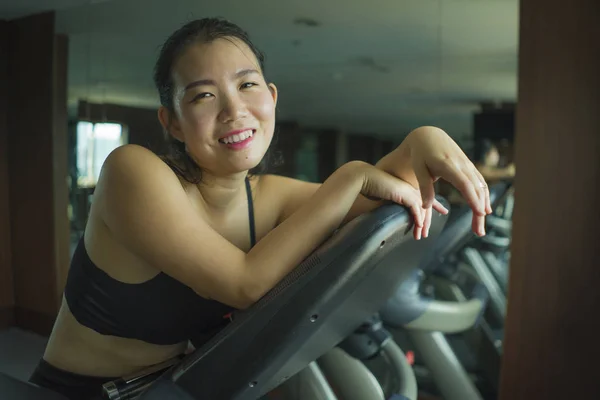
[219,93,249,123]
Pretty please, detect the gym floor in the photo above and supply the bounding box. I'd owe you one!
[0,328,47,382]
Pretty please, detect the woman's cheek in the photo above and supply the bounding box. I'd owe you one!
[251,91,276,121]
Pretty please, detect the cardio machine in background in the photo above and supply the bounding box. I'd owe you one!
[307,183,514,400]
[379,182,514,400]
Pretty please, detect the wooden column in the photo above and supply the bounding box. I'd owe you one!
[0,20,15,330]
[6,12,69,336]
[500,0,600,398]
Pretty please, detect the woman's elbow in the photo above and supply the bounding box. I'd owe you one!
[236,282,265,310]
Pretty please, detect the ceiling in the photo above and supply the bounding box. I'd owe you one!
[1,0,519,140]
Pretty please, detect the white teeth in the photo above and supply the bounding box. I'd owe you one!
[220,130,253,144]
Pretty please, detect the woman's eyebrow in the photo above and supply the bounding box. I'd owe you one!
[184,69,260,91]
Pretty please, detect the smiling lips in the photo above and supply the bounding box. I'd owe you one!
[219,129,254,144]
[218,129,255,150]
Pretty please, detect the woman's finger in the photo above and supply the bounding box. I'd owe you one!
[412,204,423,240]
[474,168,492,214]
[464,167,487,216]
[403,190,424,240]
[414,224,421,241]
[413,161,435,209]
[472,213,486,237]
[462,167,487,236]
[432,160,484,216]
[422,207,433,238]
[432,199,449,215]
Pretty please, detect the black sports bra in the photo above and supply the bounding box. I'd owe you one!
[63,177,256,346]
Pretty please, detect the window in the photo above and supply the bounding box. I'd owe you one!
[76,121,126,187]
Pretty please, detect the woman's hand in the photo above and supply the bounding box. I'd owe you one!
[407,127,492,236]
[354,161,449,240]
[376,126,492,236]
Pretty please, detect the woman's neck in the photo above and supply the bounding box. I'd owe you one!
[195,171,250,212]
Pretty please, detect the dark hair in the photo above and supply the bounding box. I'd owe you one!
[153,17,279,183]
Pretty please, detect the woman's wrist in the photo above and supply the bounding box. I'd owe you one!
[375,139,416,189]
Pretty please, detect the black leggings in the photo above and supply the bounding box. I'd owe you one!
[29,359,116,400]
[28,358,282,400]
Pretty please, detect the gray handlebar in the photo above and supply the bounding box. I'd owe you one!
[462,247,507,320]
[480,235,511,249]
[380,269,489,334]
[485,215,512,236]
[318,347,386,400]
[380,340,418,400]
[403,296,485,333]
[318,343,418,400]
[275,362,339,400]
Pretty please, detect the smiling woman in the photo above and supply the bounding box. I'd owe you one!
[28,17,490,400]
[154,20,278,183]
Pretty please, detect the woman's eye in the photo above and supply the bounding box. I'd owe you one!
[240,82,258,89]
[191,92,212,102]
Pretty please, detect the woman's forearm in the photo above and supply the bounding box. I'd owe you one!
[376,141,416,187]
[243,162,365,301]
[374,126,444,189]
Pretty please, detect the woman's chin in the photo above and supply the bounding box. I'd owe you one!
[224,156,264,174]
[216,133,272,173]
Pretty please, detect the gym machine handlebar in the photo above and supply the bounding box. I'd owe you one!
[380,269,489,334]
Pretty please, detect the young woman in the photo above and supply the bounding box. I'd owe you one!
[29,17,491,399]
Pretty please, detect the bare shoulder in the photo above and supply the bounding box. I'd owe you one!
[95,144,186,200]
[92,144,191,238]
[100,144,178,181]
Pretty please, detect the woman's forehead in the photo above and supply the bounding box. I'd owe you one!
[174,38,260,82]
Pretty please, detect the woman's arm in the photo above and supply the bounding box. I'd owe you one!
[276,126,491,237]
[95,145,424,310]
[267,176,417,236]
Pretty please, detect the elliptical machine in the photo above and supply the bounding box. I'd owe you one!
[378,182,513,400]
[317,314,418,400]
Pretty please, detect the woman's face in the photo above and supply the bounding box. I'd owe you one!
[163,37,277,176]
